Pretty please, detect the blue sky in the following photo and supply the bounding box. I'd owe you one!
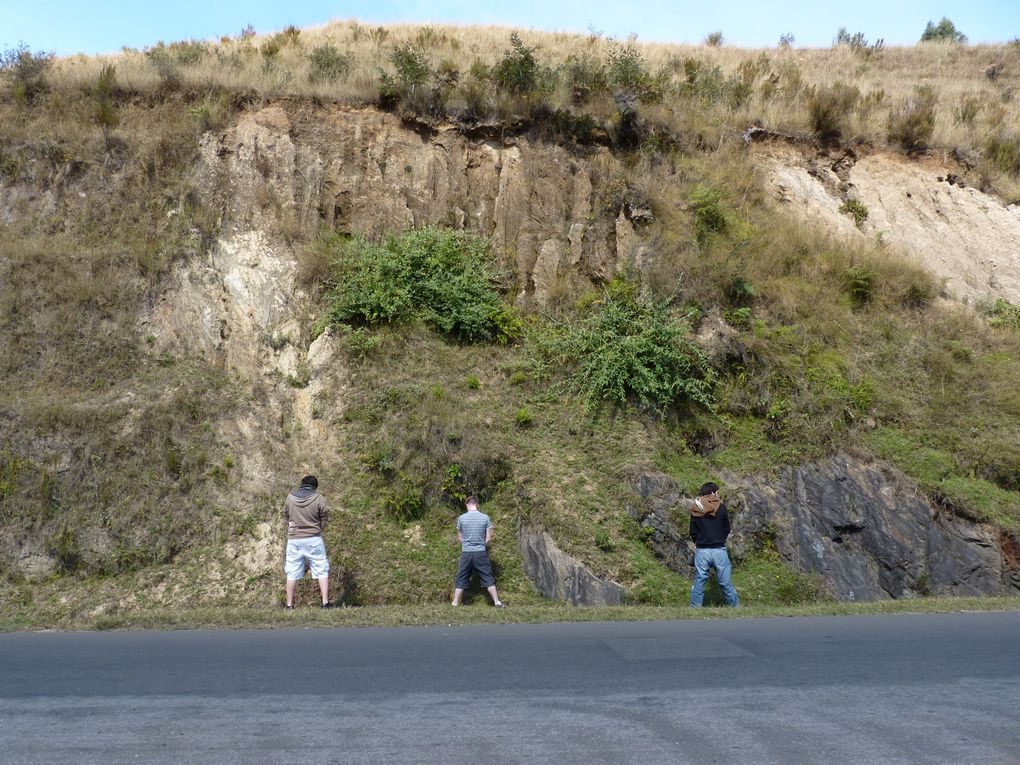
[2,1,1018,56]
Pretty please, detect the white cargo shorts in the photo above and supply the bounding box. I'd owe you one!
[285,536,330,580]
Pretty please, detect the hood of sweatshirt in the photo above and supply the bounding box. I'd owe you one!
[289,486,319,506]
[690,494,721,517]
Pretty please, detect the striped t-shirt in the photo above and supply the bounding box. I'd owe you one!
[457,510,491,552]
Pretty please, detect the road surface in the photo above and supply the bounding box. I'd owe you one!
[1,612,1019,764]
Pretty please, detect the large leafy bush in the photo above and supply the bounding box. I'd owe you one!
[321,227,519,343]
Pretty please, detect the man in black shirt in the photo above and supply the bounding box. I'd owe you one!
[689,481,740,607]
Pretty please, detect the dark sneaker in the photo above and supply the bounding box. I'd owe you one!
[321,602,335,609]
[493,601,505,608]
[284,605,294,611]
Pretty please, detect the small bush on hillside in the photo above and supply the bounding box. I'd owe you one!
[985,132,1020,176]
[954,95,982,127]
[808,82,860,142]
[839,198,869,227]
[888,86,937,153]
[378,44,452,113]
[492,33,540,95]
[556,296,716,414]
[843,265,877,307]
[563,53,608,104]
[321,227,520,343]
[92,64,120,149]
[514,407,534,428]
[308,44,353,84]
[384,473,428,523]
[606,45,646,92]
[725,275,757,307]
[690,184,728,245]
[987,298,1020,329]
[189,94,230,132]
[704,32,724,47]
[833,28,884,58]
[921,18,967,44]
[146,46,179,86]
[680,58,726,103]
[0,43,53,102]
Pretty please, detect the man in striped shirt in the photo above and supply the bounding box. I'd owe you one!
[452,496,505,607]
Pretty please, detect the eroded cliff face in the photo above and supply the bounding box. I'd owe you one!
[5,102,1020,605]
[190,105,645,307]
[756,142,1020,305]
[634,458,1020,602]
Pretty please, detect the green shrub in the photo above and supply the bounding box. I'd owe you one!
[808,82,860,142]
[321,227,519,344]
[92,64,119,149]
[704,31,724,47]
[189,95,230,132]
[839,198,869,227]
[680,58,727,103]
[988,298,1020,329]
[607,45,646,92]
[594,528,614,551]
[170,40,206,66]
[308,44,353,84]
[888,86,937,153]
[492,33,540,95]
[725,275,757,307]
[285,365,311,388]
[559,296,716,414]
[920,17,967,43]
[690,184,728,245]
[342,327,381,359]
[384,473,428,522]
[723,307,753,329]
[0,43,53,102]
[390,43,430,87]
[843,265,877,307]
[146,45,180,86]
[563,53,607,104]
[514,407,534,428]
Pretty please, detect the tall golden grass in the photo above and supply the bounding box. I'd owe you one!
[37,20,1018,156]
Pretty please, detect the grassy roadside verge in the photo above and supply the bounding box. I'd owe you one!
[2,597,1017,633]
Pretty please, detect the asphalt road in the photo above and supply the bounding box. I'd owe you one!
[2,612,1019,764]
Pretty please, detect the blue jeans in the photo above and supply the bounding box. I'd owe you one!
[690,547,740,607]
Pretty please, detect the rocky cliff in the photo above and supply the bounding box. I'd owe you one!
[634,457,1020,602]
[3,97,1019,610]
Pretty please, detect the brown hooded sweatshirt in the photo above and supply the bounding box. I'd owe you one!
[283,486,329,539]
[690,494,721,517]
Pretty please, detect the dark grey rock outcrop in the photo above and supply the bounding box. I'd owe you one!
[632,457,1019,602]
[518,527,624,606]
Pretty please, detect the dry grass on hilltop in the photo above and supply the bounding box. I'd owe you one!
[25,25,1011,144]
[20,21,1017,195]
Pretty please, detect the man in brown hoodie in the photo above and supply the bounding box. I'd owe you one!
[282,475,333,609]
[689,481,740,607]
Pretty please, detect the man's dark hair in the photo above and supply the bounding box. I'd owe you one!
[465,495,479,506]
[301,475,318,489]
[699,481,719,496]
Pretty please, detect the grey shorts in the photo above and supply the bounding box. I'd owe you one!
[455,551,495,589]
